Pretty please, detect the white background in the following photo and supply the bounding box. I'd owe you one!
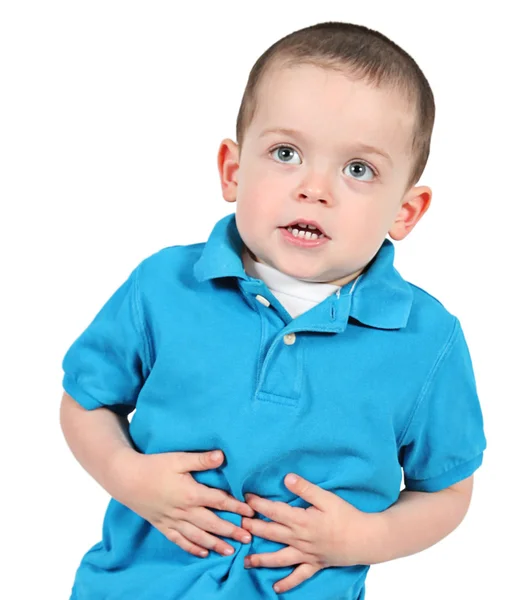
[1,1,527,598]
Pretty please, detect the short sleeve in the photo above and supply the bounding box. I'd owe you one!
[398,318,487,492]
[62,265,151,417]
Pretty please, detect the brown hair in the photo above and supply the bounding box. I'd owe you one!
[235,22,435,187]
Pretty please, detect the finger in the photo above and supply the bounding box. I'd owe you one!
[176,449,225,473]
[200,486,255,517]
[241,517,292,545]
[244,546,303,569]
[273,563,320,594]
[283,474,331,510]
[175,521,237,557]
[166,528,209,558]
[244,493,305,526]
[193,507,252,544]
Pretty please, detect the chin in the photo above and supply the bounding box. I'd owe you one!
[280,263,324,282]
[256,250,326,281]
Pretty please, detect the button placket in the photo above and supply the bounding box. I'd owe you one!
[256,329,303,405]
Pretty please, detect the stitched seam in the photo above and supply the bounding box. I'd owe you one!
[294,337,304,396]
[405,453,483,483]
[257,393,299,407]
[132,262,154,371]
[289,326,341,334]
[255,297,268,396]
[258,387,302,401]
[397,316,459,448]
[64,375,106,409]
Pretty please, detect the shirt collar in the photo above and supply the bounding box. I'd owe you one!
[194,214,247,281]
[345,240,413,329]
[194,213,412,330]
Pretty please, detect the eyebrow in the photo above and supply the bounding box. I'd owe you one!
[259,127,393,166]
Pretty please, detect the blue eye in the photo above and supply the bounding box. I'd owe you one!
[271,146,301,164]
[270,147,375,181]
[345,161,375,181]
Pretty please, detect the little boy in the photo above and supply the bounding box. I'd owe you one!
[60,21,486,599]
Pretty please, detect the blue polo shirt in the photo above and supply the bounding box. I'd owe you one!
[63,213,486,600]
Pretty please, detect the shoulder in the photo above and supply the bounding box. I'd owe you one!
[408,281,454,317]
[133,242,206,288]
[405,281,461,348]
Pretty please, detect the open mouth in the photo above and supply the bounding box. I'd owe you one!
[282,220,328,239]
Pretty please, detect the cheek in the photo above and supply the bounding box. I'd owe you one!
[340,196,396,241]
[238,175,284,220]
[245,158,289,193]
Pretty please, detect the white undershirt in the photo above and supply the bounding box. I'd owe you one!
[242,249,340,318]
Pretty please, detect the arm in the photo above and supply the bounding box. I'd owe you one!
[59,391,139,502]
[60,267,255,556]
[60,391,255,556]
[242,474,475,593]
[369,475,474,564]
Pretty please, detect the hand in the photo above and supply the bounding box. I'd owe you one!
[241,474,382,594]
[113,448,255,558]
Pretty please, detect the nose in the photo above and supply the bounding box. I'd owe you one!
[296,170,333,205]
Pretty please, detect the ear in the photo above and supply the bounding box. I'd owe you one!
[388,185,432,241]
[217,138,240,203]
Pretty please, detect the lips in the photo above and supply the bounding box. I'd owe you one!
[282,219,329,239]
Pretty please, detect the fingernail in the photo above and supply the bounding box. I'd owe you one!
[199,550,208,557]
[286,473,298,485]
[273,584,281,593]
[223,547,234,556]
[242,534,251,543]
[211,451,222,462]
[244,557,251,568]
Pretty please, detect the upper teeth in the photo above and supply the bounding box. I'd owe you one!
[296,223,316,229]
[287,223,324,239]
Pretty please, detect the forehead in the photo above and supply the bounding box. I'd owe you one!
[250,64,416,155]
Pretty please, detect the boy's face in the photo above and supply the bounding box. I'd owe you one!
[218,64,431,285]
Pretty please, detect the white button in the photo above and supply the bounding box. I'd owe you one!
[256,294,270,307]
[283,333,296,345]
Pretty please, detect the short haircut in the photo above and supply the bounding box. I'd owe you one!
[235,22,435,187]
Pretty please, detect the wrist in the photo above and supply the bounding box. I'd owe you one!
[343,510,390,566]
[365,511,392,564]
[107,446,142,501]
